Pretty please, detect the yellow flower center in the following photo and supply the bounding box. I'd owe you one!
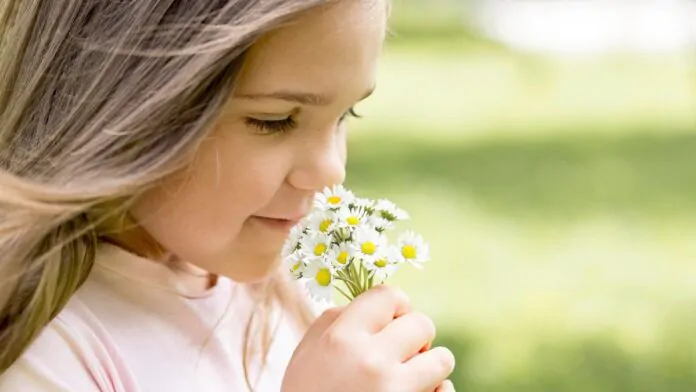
[347,216,360,226]
[402,245,417,259]
[315,269,332,287]
[328,196,342,205]
[319,219,332,233]
[337,251,349,265]
[374,259,388,268]
[292,262,301,271]
[361,241,376,255]
[314,243,327,256]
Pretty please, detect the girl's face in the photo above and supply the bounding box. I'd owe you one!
[129,0,387,283]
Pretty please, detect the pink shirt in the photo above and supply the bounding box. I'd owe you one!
[0,244,305,391]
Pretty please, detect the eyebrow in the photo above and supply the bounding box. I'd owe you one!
[235,87,376,106]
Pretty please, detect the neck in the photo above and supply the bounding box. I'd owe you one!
[103,227,219,291]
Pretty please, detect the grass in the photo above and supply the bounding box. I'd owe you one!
[342,27,696,390]
[348,132,696,220]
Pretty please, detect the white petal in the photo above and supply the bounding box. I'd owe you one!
[394,208,410,221]
[305,279,333,303]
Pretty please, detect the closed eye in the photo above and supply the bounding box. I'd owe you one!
[245,116,297,135]
[245,107,362,136]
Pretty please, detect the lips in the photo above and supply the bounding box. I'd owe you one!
[259,217,301,225]
[258,211,310,223]
[252,214,308,232]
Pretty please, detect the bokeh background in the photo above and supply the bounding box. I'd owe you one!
[345,1,696,390]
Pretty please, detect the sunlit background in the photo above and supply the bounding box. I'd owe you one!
[346,0,696,390]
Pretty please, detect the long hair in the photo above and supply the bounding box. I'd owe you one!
[0,0,322,375]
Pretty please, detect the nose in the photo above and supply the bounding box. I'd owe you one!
[287,131,346,192]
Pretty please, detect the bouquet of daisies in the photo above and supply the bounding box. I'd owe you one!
[282,185,430,303]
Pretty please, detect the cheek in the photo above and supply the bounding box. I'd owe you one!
[130,134,286,260]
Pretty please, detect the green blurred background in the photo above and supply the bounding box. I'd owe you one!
[345,1,696,390]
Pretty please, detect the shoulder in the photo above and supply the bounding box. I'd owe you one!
[0,298,136,392]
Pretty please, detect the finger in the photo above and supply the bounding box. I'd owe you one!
[303,306,345,341]
[376,312,436,361]
[435,380,455,392]
[335,285,411,334]
[400,347,455,391]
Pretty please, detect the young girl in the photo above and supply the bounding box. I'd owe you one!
[0,0,455,391]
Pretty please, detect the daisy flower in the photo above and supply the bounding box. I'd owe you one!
[304,257,334,303]
[326,242,355,270]
[375,199,410,221]
[300,232,332,258]
[352,197,375,210]
[285,252,305,279]
[336,206,369,229]
[282,224,304,256]
[282,185,431,302]
[316,185,354,210]
[369,215,394,232]
[306,210,337,234]
[397,231,430,268]
[353,228,386,263]
[365,246,401,282]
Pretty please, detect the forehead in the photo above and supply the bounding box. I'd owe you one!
[236,0,387,95]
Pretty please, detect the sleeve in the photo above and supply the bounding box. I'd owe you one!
[0,323,104,392]
[0,298,140,392]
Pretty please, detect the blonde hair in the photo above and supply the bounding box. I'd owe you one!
[0,0,324,375]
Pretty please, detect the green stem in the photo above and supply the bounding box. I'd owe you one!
[346,263,362,297]
[351,260,364,295]
[348,261,356,281]
[362,268,369,294]
[355,262,363,291]
[335,270,361,298]
[336,277,359,297]
[336,269,352,285]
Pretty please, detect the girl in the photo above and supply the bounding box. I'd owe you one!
[0,0,455,391]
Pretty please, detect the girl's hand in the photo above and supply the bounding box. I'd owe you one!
[281,285,455,392]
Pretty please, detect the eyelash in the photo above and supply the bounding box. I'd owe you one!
[246,107,362,135]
